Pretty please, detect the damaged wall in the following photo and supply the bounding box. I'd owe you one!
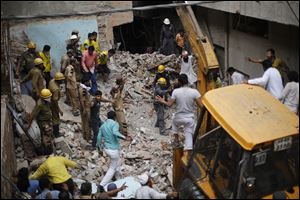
[1,1,133,73]
[196,7,299,78]
[195,1,299,27]
[1,96,16,199]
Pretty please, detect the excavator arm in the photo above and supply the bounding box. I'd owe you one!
[175,4,219,95]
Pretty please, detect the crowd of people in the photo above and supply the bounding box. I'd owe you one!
[13,18,299,199]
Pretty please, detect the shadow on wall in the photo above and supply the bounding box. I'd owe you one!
[9,16,98,75]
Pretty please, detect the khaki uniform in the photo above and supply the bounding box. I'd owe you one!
[22,67,45,101]
[65,65,79,113]
[48,79,61,125]
[112,88,128,136]
[78,86,91,141]
[31,99,54,154]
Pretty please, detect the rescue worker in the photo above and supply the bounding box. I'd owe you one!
[29,156,79,196]
[97,111,132,188]
[60,49,74,106]
[135,173,178,199]
[78,78,92,141]
[279,71,299,114]
[156,74,202,158]
[152,65,171,90]
[17,41,39,95]
[227,67,246,85]
[65,62,80,116]
[48,72,65,138]
[61,49,73,74]
[90,90,111,148]
[26,89,54,155]
[180,50,197,88]
[246,59,283,99]
[81,33,99,54]
[159,18,175,56]
[91,31,101,54]
[175,29,186,55]
[98,49,116,82]
[39,45,52,88]
[247,48,289,85]
[20,58,45,102]
[110,76,128,136]
[153,77,168,135]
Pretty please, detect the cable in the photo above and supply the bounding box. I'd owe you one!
[286,1,299,23]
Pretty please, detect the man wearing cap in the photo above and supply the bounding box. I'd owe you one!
[180,50,197,88]
[17,41,40,95]
[136,173,178,199]
[21,58,45,102]
[48,72,65,137]
[160,18,175,56]
[26,88,54,155]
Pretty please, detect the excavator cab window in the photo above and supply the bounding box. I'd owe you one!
[207,129,243,198]
[237,136,299,199]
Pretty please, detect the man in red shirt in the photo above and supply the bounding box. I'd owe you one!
[81,46,98,95]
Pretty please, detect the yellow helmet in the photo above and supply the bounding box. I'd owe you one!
[34,58,44,66]
[27,41,36,49]
[54,72,65,80]
[40,89,52,98]
[157,77,167,85]
[158,65,165,73]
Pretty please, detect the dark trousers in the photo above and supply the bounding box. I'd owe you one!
[53,124,60,138]
[84,72,97,95]
[44,72,52,88]
[91,118,102,147]
[52,178,75,196]
[154,103,165,134]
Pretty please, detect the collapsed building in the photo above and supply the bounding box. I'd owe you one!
[1,1,299,199]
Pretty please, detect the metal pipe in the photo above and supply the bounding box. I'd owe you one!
[1,1,223,20]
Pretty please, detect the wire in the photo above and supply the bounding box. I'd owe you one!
[286,1,299,23]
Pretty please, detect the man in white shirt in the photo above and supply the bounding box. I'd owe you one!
[180,50,197,88]
[279,71,299,114]
[156,74,202,154]
[246,59,283,99]
[227,67,246,85]
[135,173,177,199]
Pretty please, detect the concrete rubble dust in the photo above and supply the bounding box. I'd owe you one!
[14,51,182,193]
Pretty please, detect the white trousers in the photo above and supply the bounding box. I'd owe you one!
[172,116,195,150]
[100,149,122,187]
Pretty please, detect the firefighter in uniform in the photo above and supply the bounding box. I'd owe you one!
[26,89,54,155]
[21,58,45,102]
[110,76,128,136]
[48,72,65,137]
[78,78,92,141]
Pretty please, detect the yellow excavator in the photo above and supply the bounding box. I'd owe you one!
[173,4,299,199]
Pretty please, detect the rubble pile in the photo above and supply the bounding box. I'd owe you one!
[14,51,179,193]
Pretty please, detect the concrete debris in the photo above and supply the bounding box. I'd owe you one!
[14,51,178,191]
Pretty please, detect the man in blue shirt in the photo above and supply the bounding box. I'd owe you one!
[97,111,131,187]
